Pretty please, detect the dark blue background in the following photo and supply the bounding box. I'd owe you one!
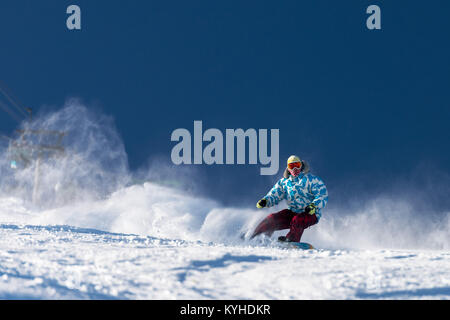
[1,1,449,211]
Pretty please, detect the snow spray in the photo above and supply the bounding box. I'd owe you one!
[0,100,448,250]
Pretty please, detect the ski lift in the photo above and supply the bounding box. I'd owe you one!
[8,129,66,167]
[1,81,67,203]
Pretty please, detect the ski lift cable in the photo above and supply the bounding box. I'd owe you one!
[0,99,23,123]
[0,80,29,118]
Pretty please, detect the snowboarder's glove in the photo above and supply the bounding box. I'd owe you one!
[305,203,316,215]
[256,199,267,209]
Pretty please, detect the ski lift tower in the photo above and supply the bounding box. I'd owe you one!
[1,81,67,204]
[8,129,66,204]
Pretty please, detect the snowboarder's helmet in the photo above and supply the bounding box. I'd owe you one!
[287,155,302,177]
[287,155,301,167]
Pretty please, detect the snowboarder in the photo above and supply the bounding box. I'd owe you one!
[251,155,328,242]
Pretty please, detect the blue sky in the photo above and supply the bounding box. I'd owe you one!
[0,1,449,210]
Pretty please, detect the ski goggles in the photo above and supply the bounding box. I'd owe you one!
[287,162,302,170]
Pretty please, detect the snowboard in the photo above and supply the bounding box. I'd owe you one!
[277,241,315,250]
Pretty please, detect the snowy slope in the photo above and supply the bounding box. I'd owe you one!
[0,181,449,300]
[0,222,449,300]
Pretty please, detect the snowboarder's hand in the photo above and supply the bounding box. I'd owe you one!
[256,199,267,208]
[305,203,316,215]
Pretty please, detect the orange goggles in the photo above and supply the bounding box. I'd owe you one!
[287,162,302,170]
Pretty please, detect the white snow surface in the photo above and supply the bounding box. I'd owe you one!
[0,182,449,300]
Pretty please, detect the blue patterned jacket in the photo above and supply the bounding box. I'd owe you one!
[263,172,328,221]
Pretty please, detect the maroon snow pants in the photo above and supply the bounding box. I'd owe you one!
[250,209,318,242]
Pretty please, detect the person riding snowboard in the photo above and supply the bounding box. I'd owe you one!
[251,155,328,242]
